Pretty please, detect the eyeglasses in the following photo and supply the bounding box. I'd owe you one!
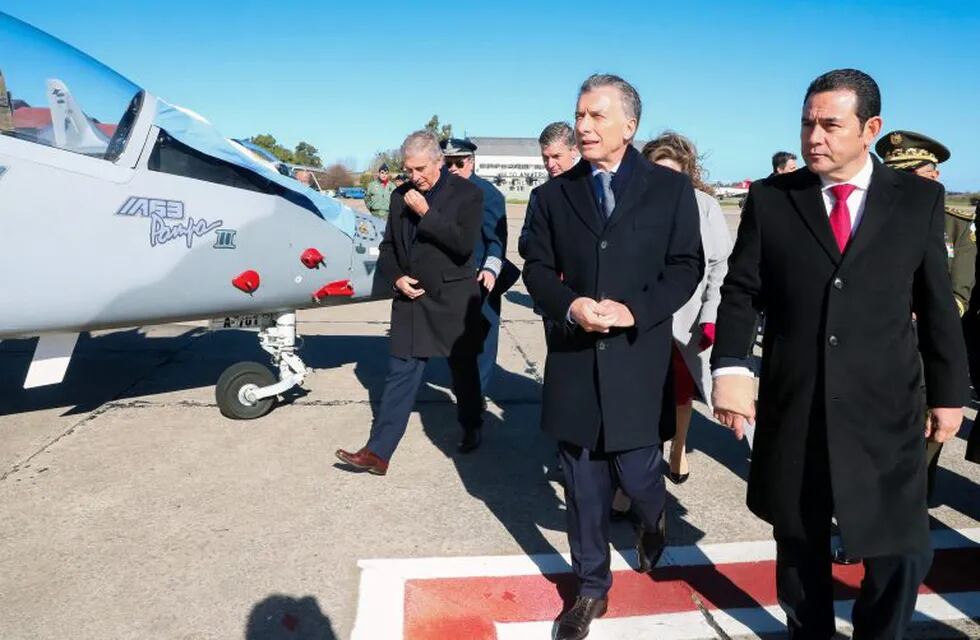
[445,158,467,169]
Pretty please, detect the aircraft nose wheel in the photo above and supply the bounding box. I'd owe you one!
[215,361,277,420]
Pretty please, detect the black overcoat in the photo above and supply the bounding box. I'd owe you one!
[712,160,969,557]
[376,173,484,359]
[523,151,704,452]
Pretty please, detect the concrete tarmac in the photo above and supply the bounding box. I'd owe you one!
[1,203,978,639]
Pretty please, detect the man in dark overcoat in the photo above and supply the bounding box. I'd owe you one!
[335,130,485,475]
[712,69,968,639]
[524,74,703,640]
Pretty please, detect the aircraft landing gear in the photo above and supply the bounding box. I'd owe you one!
[214,312,309,420]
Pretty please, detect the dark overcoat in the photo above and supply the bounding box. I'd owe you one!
[376,173,484,359]
[523,149,704,452]
[712,160,969,557]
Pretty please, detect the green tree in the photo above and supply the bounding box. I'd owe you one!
[293,141,322,168]
[249,134,294,163]
[424,114,453,141]
[367,114,454,174]
[370,148,403,173]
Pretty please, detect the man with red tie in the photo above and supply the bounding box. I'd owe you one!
[711,69,968,639]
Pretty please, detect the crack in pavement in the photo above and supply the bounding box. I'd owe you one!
[2,320,546,482]
[689,589,732,640]
[0,402,117,483]
[0,329,205,483]
[501,320,544,384]
[0,394,543,482]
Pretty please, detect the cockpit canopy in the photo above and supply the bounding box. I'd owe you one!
[0,11,143,161]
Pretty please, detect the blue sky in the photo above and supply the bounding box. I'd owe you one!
[4,1,979,189]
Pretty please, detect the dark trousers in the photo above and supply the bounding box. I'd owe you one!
[777,531,931,639]
[559,440,666,597]
[366,350,482,461]
[777,420,932,639]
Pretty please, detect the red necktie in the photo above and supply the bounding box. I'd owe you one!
[828,183,857,253]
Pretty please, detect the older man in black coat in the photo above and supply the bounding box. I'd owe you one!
[524,74,703,640]
[712,69,968,639]
[336,130,485,475]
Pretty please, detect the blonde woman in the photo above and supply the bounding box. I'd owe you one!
[643,132,733,483]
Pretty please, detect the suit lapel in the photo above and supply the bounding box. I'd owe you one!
[398,196,414,258]
[840,159,899,266]
[561,161,603,238]
[789,169,841,266]
[605,164,649,232]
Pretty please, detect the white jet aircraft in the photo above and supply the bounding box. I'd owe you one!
[0,12,387,419]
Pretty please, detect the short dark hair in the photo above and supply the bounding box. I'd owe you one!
[538,121,575,149]
[803,68,881,127]
[771,151,797,172]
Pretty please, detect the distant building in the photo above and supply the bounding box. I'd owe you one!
[470,136,647,200]
[469,137,547,199]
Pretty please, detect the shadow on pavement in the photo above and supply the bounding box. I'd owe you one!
[416,363,568,559]
[0,330,393,418]
[685,408,752,482]
[0,329,205,417]
[245,594,337,640]
[503,290,535,310]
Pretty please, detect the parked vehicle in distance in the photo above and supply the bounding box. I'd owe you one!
[336,186,366,199]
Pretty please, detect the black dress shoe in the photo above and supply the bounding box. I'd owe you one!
[636,510,667,573]
[556,596,607,640]
[667,471,690,485]
[457,428,481,453]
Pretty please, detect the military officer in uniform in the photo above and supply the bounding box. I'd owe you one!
[441,137,517,399]
[876,129,976,502]
[365,163,396,218]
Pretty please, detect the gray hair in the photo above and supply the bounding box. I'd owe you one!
[538,121,575,149]
[578,74,642,130]
[400,130,443,161]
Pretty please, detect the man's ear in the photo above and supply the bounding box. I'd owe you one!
[863,115,883,144]
[623,118,638,144]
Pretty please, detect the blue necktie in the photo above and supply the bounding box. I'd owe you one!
[597,171,615,219]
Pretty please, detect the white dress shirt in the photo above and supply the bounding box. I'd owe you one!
[590,161,622,178]
[713,155,875,379]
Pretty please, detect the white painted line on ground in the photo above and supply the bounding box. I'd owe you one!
[356,528,980,580]
[495,608,787,640]
[350,568,406,640]
[351,529,980,640]
[495,593,980,640]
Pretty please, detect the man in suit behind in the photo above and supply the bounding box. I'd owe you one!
[335,130,485,475]
[519,121,581,259]
[441,137,516,399]
[712,69,968,639]
[523,74,703,640]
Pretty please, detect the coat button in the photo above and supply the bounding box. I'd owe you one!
[833,277,844,289]
[828,335,839,347]
[597,341,607,351]
[600,240,608,250]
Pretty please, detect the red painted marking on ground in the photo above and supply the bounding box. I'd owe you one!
[402,546,980,640]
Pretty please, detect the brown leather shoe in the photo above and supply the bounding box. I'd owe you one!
[556,596,608,640]
[335,447,388,475]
